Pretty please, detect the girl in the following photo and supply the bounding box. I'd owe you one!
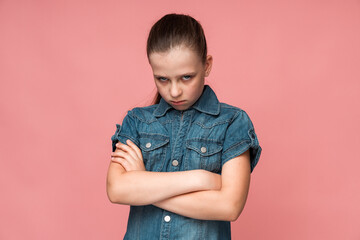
[107,13,262,240]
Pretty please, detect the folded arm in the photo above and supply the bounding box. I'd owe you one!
[107,162,221,205]
[106,140,221,205]
[153,150,251,222]
[107,139,251,221]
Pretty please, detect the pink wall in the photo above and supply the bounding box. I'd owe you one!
[1,0,359,239]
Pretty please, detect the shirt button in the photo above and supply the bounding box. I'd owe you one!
[172,160,179,167]
[145,142,151,148]
[201,147,207,153]
[164,215,171,222]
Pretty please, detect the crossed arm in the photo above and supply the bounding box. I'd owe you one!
[106,139,251,221]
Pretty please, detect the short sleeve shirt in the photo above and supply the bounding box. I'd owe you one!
[111,85,262,240]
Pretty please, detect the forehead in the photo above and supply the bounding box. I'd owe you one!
[149,46,203,75]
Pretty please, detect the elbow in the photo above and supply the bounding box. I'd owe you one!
[227,201,246,222]
[106,181,126,204]
[106,183,119,204]
[228,209,242,222]
[107,192,119,204]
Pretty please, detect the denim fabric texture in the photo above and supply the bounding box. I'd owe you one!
[111,85,262,240]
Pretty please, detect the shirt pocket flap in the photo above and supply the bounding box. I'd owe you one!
[139,133,169,152]
[186,139,223,157]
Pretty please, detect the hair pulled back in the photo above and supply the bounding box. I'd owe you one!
[147,13,208,104]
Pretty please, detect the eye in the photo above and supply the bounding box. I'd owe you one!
[182,75,192,80]
[156,77,168,82]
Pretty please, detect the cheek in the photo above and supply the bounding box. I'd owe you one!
[194,80,205,96]
[155,84,166,97]
[154,81,162,91]
[190,87,201,99]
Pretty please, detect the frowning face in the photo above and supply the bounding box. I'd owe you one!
[149,45,212,111]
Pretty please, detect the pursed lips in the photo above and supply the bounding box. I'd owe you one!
[171,100,185,105]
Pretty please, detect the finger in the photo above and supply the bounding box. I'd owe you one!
[116,141,139,160]
[113,146,137,165]
[111,157,130,171]
[111,150,127,158]
[126,139,143,160]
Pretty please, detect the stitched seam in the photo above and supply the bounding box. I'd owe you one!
[186,138,222,143]
[222,146,251,166]
[132,113,157,124]
[118,133,139,145]
[222,139,250,155]
[194,119,231,128]
[138,132,169,139]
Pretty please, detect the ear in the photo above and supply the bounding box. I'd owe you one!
[204,55,213,77]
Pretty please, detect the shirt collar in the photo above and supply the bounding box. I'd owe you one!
[153,85,220,117]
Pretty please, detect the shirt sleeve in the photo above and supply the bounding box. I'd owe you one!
[110,110,140,152]
[221,110,262,173]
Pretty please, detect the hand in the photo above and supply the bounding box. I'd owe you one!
[111,139,145,171]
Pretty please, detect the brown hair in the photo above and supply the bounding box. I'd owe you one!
[147,13,208,105]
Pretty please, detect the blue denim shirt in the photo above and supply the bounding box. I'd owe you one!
[111,85,262,240]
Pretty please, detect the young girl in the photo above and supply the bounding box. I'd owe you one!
[107,13,262,240]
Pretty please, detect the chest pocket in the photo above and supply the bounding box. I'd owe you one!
[185,139,223,173]
[139,132,169,172]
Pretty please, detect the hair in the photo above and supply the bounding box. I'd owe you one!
[146,13,208,105]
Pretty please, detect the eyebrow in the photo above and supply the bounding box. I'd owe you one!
[153,72,197,78]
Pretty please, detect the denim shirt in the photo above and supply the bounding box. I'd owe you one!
[111,85,262,240]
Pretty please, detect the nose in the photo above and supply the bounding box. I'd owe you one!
[170,82,182,98]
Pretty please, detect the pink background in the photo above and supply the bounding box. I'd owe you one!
[1,0,359,239]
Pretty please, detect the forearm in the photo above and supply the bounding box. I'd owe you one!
[153,152,251,221]
[152,189,238,221]
[107,162,218,206]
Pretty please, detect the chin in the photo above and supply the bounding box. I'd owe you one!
[173,105,189,111]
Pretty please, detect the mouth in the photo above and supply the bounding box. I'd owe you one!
[171,100,185,105]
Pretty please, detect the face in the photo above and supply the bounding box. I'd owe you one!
[148,45,213,111]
